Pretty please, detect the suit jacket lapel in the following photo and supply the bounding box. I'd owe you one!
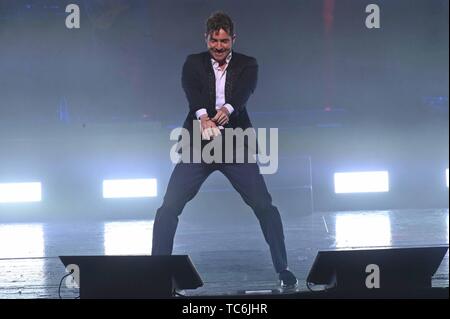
[225,52,240,103]
[204,53,216,114]
[204,51,239,113]
[225,57,233,103]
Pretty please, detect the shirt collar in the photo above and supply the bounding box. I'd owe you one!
[211,51,232,69]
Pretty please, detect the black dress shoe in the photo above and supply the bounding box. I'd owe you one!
[279,269,298,290]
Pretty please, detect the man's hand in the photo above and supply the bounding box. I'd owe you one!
[211,107,230,126]
[200,115,221,140]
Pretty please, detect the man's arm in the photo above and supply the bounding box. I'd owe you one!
[227,57,258,115]
[181,55,220,139]
[181,55,208,115]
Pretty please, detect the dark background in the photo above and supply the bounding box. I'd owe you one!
[0,0,448,220]
[0,0,448,127]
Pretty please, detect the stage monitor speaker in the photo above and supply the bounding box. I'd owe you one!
[306,246,448,292]
[59,255,203,299]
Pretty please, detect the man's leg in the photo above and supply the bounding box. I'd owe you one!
[152,162,213,255]
[218,163,288,273]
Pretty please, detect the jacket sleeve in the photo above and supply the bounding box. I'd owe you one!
[228,57,258,115]
[181,55,208,114]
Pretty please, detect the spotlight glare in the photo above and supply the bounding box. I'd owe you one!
[0,182,42,203]
[334,171,389,193]
[103,179,157,198]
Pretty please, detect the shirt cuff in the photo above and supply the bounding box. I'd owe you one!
[222,103,234,115]
[195,108,208,119]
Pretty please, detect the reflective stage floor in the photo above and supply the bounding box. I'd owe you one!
[0,209,448,298]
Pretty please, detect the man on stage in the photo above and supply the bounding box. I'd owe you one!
[152,11,298,290]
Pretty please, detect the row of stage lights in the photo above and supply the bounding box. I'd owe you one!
[0,170,448,203]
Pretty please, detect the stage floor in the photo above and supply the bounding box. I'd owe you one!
[0,208,448,298]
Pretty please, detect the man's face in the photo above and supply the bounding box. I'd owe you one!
[206,29,235,63]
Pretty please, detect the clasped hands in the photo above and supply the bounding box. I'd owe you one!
[200,107,230,140]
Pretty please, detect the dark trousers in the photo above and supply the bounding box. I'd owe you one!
[152,162,288,273]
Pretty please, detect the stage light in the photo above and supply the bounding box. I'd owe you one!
[334,171,389,193]
[103,179,157,198]
[0,182,42,203]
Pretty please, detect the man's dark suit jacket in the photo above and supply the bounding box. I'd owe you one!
[177,51,259,161]
[181,51,258,134]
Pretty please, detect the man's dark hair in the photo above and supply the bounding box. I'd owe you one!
[206,11,234,36]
